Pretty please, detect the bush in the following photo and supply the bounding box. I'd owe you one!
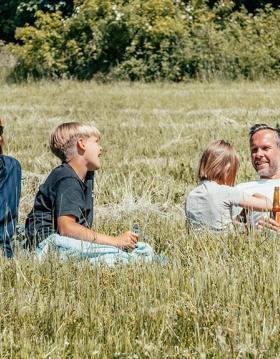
[9,0,280,81]
[178,2,280,80]
[11,0,188,81]
[10,11,68,80]
[0,0,73,43]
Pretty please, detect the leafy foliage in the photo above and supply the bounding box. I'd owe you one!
[0,0,73,43]
[7,0,280,81]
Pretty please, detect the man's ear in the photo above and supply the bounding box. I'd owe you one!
[77,137,86,151]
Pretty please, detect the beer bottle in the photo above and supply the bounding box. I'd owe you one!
[271,186,280,223]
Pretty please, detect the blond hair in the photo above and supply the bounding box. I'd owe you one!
[50,122,100,162]
[0,118,3,155]
[198,140,240,186]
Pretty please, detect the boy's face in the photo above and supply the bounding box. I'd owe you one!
[84,135,102,171]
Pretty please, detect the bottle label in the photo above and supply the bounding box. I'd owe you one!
[275,212,280,224]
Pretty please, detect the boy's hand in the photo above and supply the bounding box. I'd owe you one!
[257,217,280,232]
[115,231,139,250]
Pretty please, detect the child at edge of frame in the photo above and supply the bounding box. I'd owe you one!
[0,119,21,258]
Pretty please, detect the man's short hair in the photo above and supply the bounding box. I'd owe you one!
[249,123,280,149]
[50,122,100,162]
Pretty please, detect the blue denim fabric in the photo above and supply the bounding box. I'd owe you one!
[36,234,158,266]
[0,156,21,258]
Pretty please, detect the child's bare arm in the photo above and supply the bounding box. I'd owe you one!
[57,215,138,249]
[251,193,267,199]
[239,194,272,212]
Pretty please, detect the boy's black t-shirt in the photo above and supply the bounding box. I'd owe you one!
[25,163,94,245]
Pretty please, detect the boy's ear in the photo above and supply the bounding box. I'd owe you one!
[77,137,86,151]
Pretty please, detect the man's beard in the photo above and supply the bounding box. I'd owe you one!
[255,162,280,179]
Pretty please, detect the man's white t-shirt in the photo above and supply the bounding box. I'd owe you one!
[234,178,280,226]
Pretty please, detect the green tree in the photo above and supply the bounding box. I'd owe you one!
[9,0,280,81]
[0,0,73,43]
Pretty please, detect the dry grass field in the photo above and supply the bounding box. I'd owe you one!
[1,80,280,357]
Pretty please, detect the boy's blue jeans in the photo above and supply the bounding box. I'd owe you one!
[36,234,156,266]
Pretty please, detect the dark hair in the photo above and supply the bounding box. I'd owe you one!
[198,140,240,186]
[249,124,280,148]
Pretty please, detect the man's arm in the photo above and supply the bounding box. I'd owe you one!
[57,215,138,249]
[257,217,280,232]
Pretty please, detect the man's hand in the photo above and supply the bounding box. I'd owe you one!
[114,231,139,250]
[257,217,280,232]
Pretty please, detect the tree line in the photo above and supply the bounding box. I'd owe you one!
[1,0,280,81]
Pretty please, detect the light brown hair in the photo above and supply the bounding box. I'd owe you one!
[198,140,240,186]
[50,122,100,162]
[0,118,3,155]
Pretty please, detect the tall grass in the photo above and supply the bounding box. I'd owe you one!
[1,81,280,357]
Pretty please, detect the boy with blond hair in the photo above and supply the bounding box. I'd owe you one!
[25,122,154,264]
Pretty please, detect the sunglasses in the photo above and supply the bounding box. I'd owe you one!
[0,126,3,136]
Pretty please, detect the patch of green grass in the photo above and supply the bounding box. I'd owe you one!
[1,81,280,357]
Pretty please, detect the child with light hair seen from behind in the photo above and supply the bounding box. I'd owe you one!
[25,122,155,265]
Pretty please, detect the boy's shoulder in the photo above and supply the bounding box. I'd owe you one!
[50,162,74,175]
[46,163,78,184]
[45,163,94,187]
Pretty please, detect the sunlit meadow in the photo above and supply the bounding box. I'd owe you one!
[1,81,280,357]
